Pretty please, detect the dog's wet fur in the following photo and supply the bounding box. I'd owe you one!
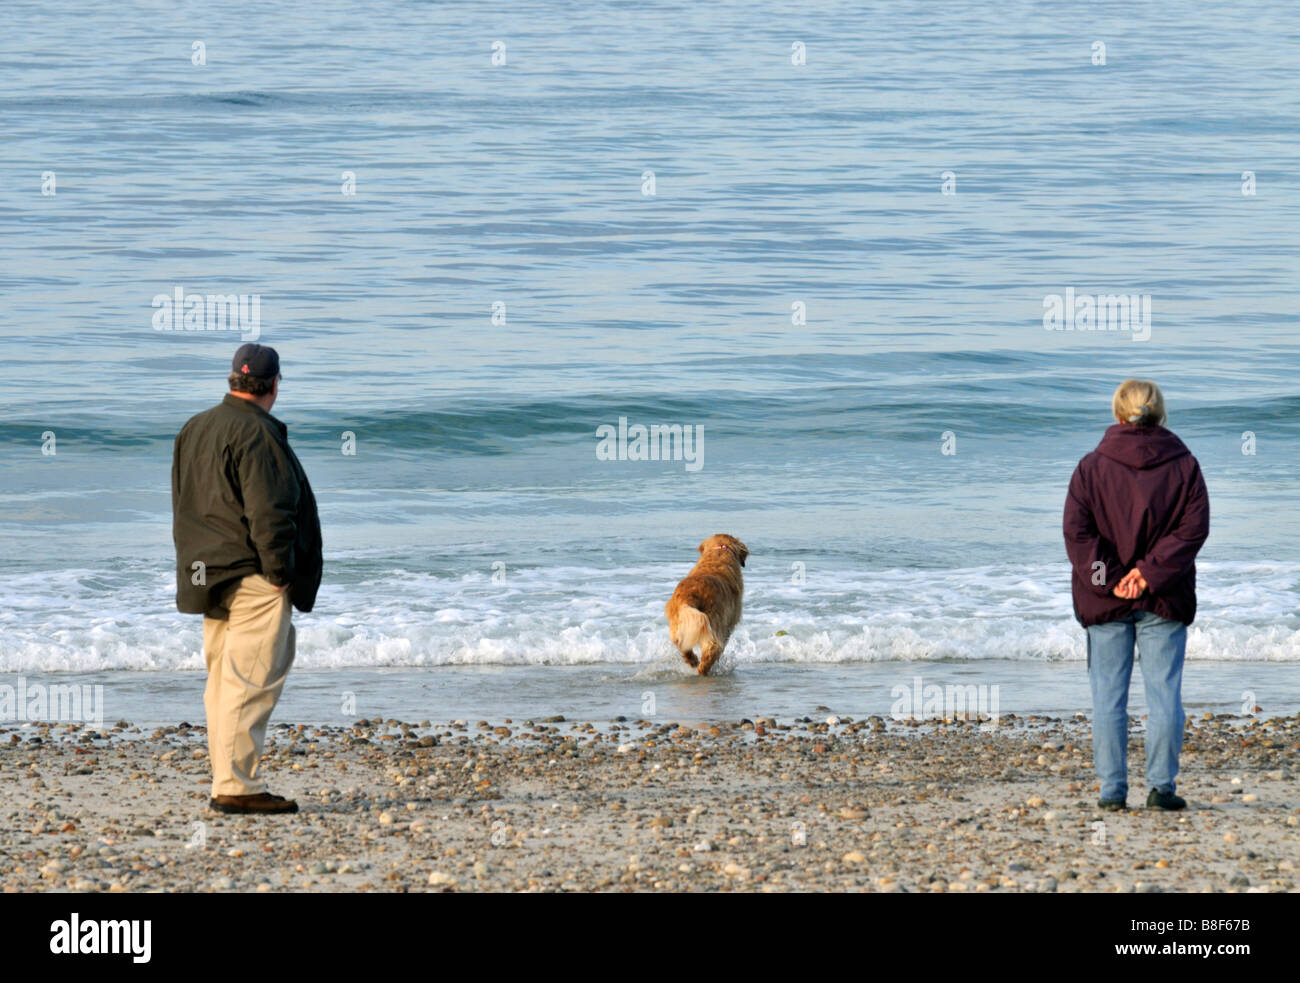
[665,534,748,676]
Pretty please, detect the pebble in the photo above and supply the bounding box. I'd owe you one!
[4,708,1294,895]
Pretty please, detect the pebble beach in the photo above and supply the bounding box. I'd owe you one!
[2,711,1296,893]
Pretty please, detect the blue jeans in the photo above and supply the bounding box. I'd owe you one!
[1086,610,1187,802]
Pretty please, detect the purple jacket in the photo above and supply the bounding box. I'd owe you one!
[1063,424,1210,627]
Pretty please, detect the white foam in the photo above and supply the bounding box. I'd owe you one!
[0,559,1296,672]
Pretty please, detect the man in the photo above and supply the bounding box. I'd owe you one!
[172,344,322,814]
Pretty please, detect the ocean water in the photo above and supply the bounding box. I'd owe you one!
[2,1,1298,724]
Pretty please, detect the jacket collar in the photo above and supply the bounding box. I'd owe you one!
[222,393,286,435]
[1095,422,1188,470]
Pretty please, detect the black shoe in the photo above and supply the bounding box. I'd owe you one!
[1098,798,1127,811]
[1145,788,1185,811]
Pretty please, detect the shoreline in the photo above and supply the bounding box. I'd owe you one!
[5,661,1299,731]
[2,711,1296,893]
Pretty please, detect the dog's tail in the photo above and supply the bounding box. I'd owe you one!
[670,605,712,654]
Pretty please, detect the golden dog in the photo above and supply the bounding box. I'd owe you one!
[665,534,748,676]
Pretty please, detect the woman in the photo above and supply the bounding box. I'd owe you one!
[1063,379,1210,811]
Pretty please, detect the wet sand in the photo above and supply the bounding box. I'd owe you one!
[2,711,1296,893]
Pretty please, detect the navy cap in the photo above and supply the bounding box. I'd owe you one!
[232,343,280,379]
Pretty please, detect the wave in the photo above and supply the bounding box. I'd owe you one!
[3,348,1298,454]
[1,560,1296,672]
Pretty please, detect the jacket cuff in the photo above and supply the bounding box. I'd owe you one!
[1134,561,1161,594]
[260,560,294,587]
[1088,562,1125,596]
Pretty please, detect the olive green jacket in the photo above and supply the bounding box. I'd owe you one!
[172,394,322,614]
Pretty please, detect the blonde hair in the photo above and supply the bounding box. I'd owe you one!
[1112,378,1167,427]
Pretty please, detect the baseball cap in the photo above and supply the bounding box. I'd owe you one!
[232,343,281,380]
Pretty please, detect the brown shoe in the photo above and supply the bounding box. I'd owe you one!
[209,792,299,814]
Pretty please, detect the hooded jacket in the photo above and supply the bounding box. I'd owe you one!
[1063,423,1209,627]
[172,394,322,614]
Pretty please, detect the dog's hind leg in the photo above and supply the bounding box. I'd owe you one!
[697,640,723,676]
[670,605,708,671]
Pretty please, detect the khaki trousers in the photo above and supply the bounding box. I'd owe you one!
[202,574,296,797]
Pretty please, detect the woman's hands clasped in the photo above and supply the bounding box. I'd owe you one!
[1112,567,1149,600]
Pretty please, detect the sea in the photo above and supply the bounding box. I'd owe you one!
[1,1,1298,727]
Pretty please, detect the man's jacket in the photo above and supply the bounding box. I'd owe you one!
[172,393,322,614]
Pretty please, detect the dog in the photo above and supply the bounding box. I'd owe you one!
[665,534,748,676]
